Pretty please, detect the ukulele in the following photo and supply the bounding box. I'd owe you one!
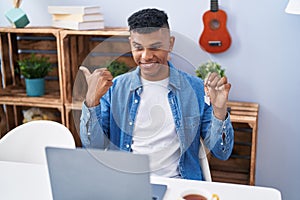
[199,0,231,53]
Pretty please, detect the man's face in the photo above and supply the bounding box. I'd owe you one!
[129,28,175,81]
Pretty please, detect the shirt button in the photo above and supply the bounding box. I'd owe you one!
[134,99,138,103]
[137,88,142,94]
[126,144,130,148]
[87,132,91,136]
[129,121,133,126]
[87,113,90,118]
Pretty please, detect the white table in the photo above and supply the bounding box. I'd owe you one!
[151,176,282,200]
[0,161,52,200]
[0,161,281,200]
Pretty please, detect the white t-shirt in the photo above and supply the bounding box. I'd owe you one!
[132,77,181,178]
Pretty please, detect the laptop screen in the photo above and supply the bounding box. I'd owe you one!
[46,147,166,200]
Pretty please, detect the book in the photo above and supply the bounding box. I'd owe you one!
[51,20,104,30]
[52,13,104,22]
[48,5,101,15]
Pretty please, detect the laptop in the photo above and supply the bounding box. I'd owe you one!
[45,147,167,200]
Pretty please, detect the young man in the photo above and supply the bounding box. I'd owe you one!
[80,8,234,180]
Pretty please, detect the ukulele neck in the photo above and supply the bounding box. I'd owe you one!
[211,0,219,12]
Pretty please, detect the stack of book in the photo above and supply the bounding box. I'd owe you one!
[48,5,104,30]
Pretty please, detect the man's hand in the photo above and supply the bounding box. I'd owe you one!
[204,72,231,120]
[80,66,113,107]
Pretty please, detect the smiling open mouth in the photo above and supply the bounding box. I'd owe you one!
[140,63,158,69]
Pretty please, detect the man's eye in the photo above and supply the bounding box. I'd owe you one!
[149,47,159,51]
[149,45,163,51]
[133,46,143,50]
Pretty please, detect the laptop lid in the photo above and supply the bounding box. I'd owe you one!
[45,147,166,200]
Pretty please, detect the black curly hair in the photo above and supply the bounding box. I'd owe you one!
[127,8,170,33]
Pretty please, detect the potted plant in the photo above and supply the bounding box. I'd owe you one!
[17,53,52,96]
[106,60,130,77]
[195,60,225,80]
[195,61,226,105]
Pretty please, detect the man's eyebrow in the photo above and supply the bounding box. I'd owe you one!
[149,42,162,47]
[132,41,140,46]
[131,41,163,48]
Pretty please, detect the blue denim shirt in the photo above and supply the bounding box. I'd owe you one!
[80,62,234,180]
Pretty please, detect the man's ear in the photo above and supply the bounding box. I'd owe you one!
[169,36,175,51]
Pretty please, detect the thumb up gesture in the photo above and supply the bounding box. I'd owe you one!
[80,66,113,107]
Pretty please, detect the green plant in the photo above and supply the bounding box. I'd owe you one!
[106,60,130,77]
[195,61,225,80]
[17,53,52,79]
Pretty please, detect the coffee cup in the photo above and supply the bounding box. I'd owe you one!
[178,189,219,200]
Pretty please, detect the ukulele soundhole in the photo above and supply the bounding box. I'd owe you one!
[210,19,220,30]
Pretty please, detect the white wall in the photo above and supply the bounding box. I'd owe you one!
[1,0,300,199]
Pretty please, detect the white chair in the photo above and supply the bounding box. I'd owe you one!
[199,139,212,181]
[0,120,76,165]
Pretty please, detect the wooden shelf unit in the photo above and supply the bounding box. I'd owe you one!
[0,27,64,132]
[209,101,259,185]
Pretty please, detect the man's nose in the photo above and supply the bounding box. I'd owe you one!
[141,48,153,60]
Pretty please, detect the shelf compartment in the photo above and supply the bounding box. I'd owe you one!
[209,101,259,185]
[0,27,65,131]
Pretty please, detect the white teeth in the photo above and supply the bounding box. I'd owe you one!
[141,63,155,68]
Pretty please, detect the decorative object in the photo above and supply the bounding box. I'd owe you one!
[22,107,59,123]
[199,0,231,53]
[17,53,52,96]
[5,0,29,28]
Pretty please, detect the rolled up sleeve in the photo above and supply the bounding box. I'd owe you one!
[80,102,107,148]
[206,112,234,160]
